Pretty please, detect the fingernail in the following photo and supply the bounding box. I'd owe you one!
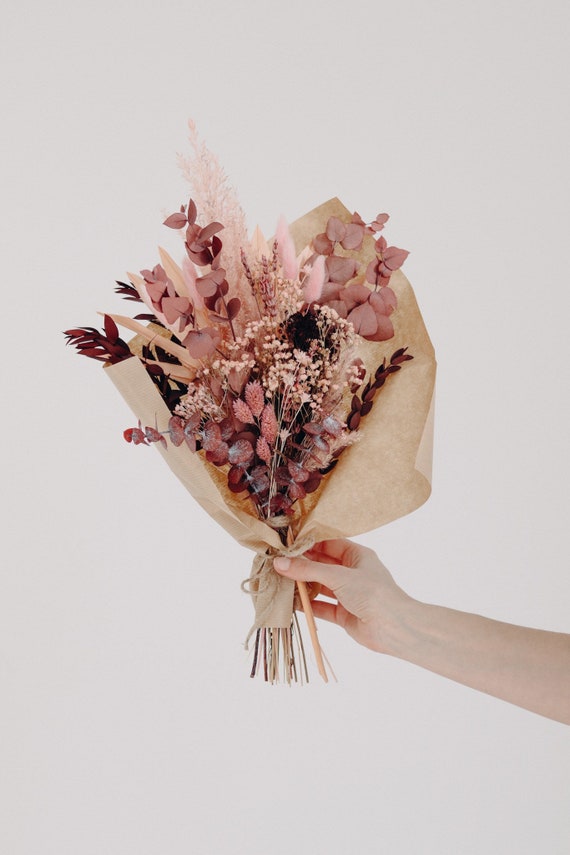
[274,557,290,572]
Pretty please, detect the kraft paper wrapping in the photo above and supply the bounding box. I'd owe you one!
[105,199,436,630]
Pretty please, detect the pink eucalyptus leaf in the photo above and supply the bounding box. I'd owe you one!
[327,299,348,318]
[340,222,364,251]
[313,233,334,255]
[187,199,198,224]
[371,214,389,231]
[368,314,395,342]
[199,221,224,241]
[347,302,378,338]
[161,296,191,325]
[326,255,358,285]
[163,212,188,230]
[326,216,347,243]
[383,246,409,271]
[342,283,372,310]
[183,329,216,359]
[195,275,219,298]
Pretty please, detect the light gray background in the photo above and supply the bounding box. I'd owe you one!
[2,1,569,853]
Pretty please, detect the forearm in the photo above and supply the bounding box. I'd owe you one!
[387,599,570,724]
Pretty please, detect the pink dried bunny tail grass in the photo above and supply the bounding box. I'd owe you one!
[303,254,325,304]
[275,215,299,280]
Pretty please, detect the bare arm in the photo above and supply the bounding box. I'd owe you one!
[274,540,570,724]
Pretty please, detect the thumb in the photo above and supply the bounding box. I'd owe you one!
[273,555,348,590]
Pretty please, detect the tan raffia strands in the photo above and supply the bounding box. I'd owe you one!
[105,199,436,682]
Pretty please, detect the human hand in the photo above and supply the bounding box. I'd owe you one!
[274,539,413,654]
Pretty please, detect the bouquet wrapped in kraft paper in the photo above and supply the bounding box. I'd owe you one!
[66,127,435,683]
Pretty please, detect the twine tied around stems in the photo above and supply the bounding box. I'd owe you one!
[241,534,315,649]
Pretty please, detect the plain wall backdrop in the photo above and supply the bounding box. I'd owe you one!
[2,0,569,853]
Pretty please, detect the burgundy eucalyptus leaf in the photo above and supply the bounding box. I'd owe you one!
[168,416,185,446]
[228,439,254,466]
[183,329,217,359]
[124,426,147,445]
[206,442,229,465]
[321,415,343,437]
[313,435,330,453]
[202,421,222,451]
[287,462,309,483]
[304,472,322,493]
[288,481,306,500]
[218,417,235,442]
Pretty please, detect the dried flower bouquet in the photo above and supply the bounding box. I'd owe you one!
[66,125,435,683]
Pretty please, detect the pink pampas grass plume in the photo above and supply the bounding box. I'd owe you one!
[303,254,326,303]
[275,215,298,279]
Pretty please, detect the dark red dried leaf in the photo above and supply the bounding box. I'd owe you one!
[103,314,119,343]
[360,400,373,417]
[348,411,361,431]
[304,473,322,493]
